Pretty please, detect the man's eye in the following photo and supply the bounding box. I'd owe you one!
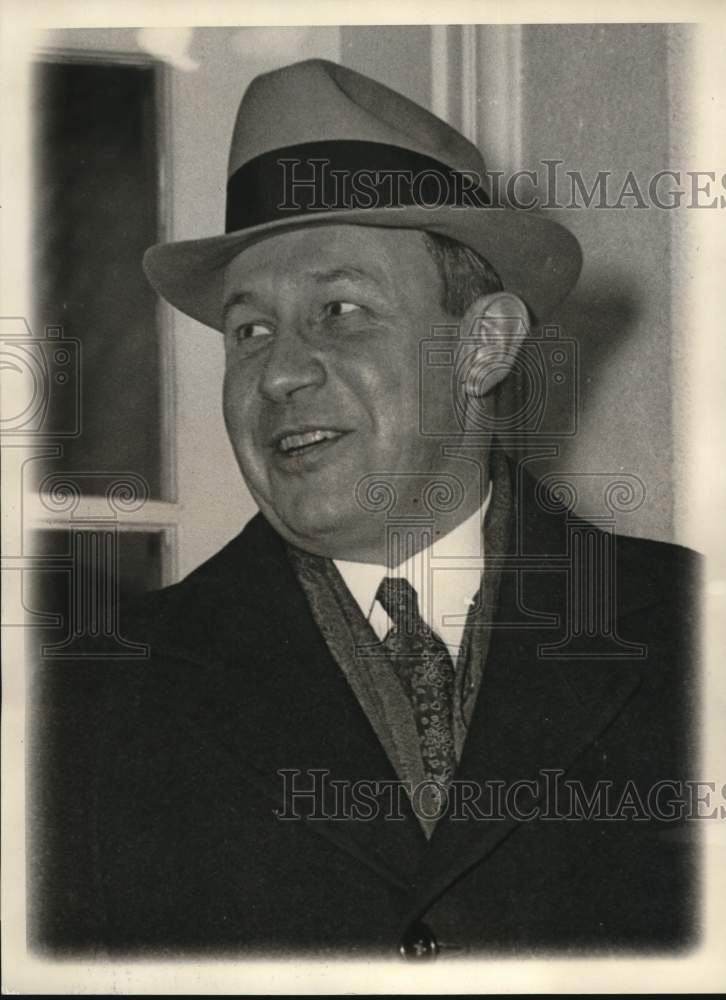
[324,301,360,318]
[233,322,272,341]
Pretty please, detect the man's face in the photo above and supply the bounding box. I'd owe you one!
[222,224,470,560]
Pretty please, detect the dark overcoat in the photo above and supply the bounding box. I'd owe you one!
[31,466,700,959]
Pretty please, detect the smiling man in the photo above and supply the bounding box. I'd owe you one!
[219,225,525,561]
[35,59,699,960]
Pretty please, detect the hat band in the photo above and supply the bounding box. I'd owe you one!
[225,140,490,233]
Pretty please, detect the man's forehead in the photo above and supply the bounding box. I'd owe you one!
[221,224,431,291]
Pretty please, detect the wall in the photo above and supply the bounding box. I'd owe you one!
[346,23,691,543]
[516,23,690,540]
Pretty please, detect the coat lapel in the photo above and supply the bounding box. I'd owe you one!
[405,456,646,913]
[134,514,428,890]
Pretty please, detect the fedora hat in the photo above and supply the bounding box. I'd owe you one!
[143,58,582,329]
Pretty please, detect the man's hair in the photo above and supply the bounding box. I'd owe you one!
[422,231,503,317]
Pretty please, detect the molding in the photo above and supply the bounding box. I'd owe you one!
[28,492,184,528]
[156,61,178,514]
[460,24,478,144]
[435,23,524,168]
[430,24,449,120]
[475,24,524,171]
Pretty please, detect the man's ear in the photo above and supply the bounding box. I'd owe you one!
[459,292,530,398]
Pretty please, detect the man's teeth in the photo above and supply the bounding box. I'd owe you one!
[278,429,341,454]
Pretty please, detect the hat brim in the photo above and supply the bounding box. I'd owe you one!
[143,206,582,330]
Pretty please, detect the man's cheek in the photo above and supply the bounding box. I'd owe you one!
[221,375,240,429]
[223,378,255,430]
[351,359,405,412]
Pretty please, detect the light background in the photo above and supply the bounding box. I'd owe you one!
[2,0,725,994]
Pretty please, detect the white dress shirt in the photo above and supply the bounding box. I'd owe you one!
[334,483,493,665]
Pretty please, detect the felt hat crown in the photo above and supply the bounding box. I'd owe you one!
[143,58,582,328]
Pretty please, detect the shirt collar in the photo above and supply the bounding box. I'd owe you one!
[334,481,492,650]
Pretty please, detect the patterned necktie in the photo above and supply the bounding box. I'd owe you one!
[376,576,457,787]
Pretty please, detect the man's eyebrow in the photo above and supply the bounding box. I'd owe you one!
[221,291,257,325]
[308,266,380,286]
[221,266,381,324]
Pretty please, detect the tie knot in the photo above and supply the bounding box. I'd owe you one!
[376,576,425,632]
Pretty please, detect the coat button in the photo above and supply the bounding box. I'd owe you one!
[399,921,439,960]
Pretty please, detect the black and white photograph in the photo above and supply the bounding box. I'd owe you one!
[2,1,725,993]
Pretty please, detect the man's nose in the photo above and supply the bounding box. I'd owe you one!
[258,320,326,403]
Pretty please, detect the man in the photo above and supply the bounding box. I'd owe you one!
[34,59,699,959]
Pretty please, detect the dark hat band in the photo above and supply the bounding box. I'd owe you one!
[225,140,491,233]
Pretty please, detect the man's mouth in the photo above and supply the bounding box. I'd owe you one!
[273,428,348,458]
